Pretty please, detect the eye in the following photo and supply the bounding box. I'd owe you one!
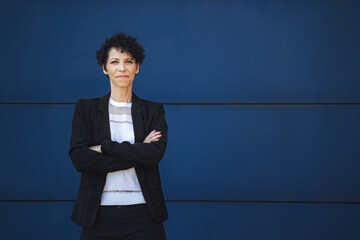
[126,60,134,63]
[110,61,118,64]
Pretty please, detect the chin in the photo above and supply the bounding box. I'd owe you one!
[112,80,133,88]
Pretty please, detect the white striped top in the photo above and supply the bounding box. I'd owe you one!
[100,97,146,205]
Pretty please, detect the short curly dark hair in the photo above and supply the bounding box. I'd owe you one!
[96,32,145,71]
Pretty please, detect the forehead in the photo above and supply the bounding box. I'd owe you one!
[108,48,133,59]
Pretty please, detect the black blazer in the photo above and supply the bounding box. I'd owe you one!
[69,91,168,229]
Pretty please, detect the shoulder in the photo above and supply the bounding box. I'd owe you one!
[137,96,167,127]
[73,97,102,119]
[75,97,100,110]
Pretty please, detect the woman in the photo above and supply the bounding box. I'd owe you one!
[69,33,168,240]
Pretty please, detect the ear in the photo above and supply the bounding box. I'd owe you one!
[136,64,140,74]
[102,65,108,75]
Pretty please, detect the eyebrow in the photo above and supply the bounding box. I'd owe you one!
[109,57,134,60]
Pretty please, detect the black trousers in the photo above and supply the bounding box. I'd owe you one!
[80,204,166,240]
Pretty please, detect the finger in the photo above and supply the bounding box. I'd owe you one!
[147,132,162,139]
[150,130,161,134]
[146,130,156,137]
[148,136,161,143]
[148,133,162,139]
[150,132,162,137]
[144,131,162,143]
[144,135,156,143]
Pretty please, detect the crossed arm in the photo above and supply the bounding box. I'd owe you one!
[69,100,167,173]
[89,130,162,153]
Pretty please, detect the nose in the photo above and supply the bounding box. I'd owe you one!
[118,62,126,71]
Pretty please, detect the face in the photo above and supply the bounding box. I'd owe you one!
[102,48,139,90]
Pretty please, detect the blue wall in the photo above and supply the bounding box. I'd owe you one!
[1,0,359,239]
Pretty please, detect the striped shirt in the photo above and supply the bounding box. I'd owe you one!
[100,97,146,205]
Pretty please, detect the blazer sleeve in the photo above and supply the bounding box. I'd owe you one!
[69,100,138,173]
[101,103,168,167]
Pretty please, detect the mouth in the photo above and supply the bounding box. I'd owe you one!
[115,75,129,78]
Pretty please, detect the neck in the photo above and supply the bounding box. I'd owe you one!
[110,85,133,103]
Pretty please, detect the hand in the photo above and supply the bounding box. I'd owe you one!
[143,130,162,143]
[89,145,102,153]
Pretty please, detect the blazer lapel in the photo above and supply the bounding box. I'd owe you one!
[131,93,148,201]
[131,92,145,143]
[96,91,145,143]
[97,92,111,142]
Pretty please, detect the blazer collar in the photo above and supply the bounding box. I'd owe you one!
[97,91,145,144]
[97,91,143,112]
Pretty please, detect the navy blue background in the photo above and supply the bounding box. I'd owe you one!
[1,0,359,239]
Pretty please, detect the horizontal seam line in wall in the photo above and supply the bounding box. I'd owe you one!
[0,200,359,205]
[1,102,360,106]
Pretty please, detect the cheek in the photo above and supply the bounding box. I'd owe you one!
[131,66,139,75]
[108,67,118,75]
